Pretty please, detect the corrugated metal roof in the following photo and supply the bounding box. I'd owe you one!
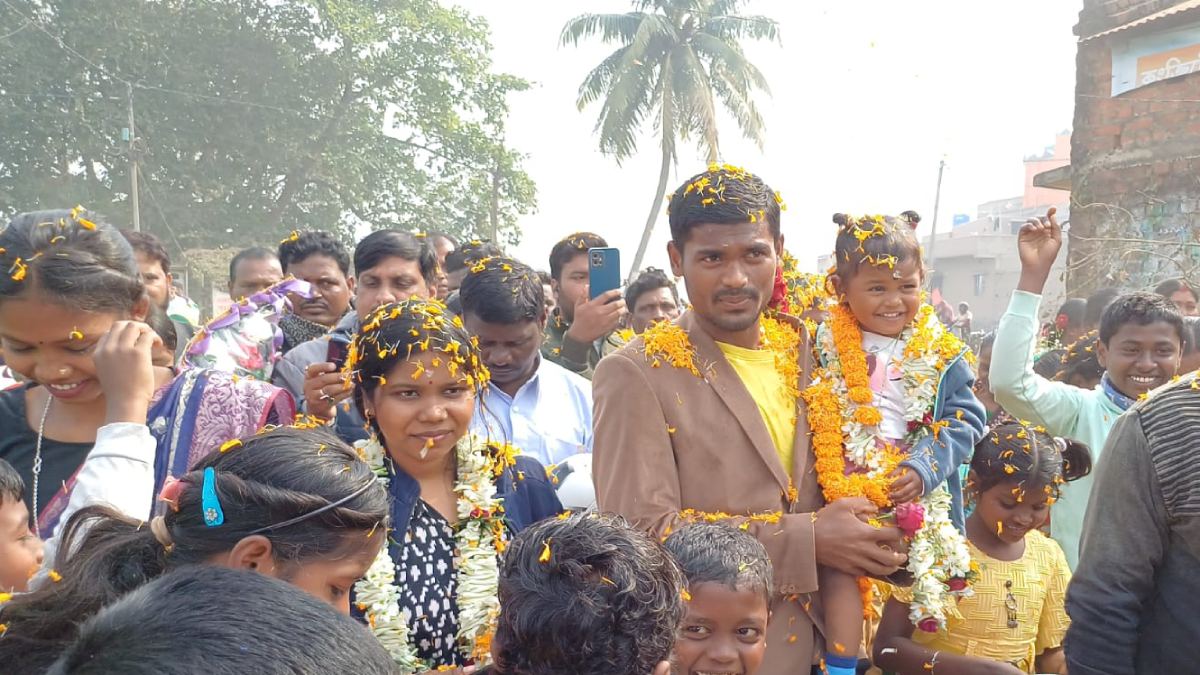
[1082,0,1200,42]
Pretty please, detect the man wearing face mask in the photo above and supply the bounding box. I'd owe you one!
[273,230,437,442]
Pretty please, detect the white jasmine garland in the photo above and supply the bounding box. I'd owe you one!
[353,434,511,672]
[815,304,976,632]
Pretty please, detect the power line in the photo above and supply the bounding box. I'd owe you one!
[136,164,191,266]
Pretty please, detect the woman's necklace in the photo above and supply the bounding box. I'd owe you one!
[31,394,52,535]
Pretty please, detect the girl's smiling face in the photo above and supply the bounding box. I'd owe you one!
[365,350,476,466]
[0,292,142,406]
[833,259,923,338]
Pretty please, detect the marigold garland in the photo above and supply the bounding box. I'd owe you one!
[802,299,976,631]
[642,320,701,376]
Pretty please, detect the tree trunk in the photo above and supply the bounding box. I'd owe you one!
[630,141,672,275]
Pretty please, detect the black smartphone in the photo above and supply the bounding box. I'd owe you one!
[326,340,349,370]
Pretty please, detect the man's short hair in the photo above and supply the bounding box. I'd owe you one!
[494,513,684,675]
[663,522,772,601]
[1099,291,1185,346]
[227,247,279,285]
[548,233,607,282]
[121,231,171,275]
[667,166,781,247]
[445,239,504,274]
[277,231,350,276]
[354,230,438,286]
[624,267,679,313]
[47,566,396,675]
[460,257,544,324]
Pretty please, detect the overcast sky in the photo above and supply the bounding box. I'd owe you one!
[451,0,1081,274]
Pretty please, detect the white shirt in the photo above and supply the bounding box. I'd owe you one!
[862,331,908,441]
[470,357,593,466]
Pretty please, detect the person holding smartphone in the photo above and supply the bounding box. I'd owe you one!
[543,232,626,380]
[273,230,438,442]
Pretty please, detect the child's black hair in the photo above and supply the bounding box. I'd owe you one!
[0,209,144,313]
[349,299,489,435]
[1056,331,1102,385]
[494,512,685,675]
[0,457,25,505]
[0,426,388,672]
[277,230,351,276]
[143,304,178,355]
[667,166,780,248]
[46,566,396,675]
[1098,291,1185,347]
[831,213,924,284]
[662,522,772,602]
[971,421,1092,500]
[354,229,438,287]
[1034,348,1067,379]
[460,257,544,325]
[548,232,607,282]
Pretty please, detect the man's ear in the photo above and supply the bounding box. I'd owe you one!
[667,241,684,278]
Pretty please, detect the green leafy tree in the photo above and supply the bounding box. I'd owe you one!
[0,0,535,260]
[562,0,778,273]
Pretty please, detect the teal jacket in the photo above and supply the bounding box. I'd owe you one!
[990,290,1124,570]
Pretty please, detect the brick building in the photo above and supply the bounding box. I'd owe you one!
[1068,0,1200,294]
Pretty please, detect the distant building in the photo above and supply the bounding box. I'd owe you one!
[1065,0,1200,294]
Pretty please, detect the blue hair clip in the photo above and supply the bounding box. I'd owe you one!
[201,467,225,527]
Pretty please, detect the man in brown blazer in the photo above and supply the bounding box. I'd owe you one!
[594,166,906,675]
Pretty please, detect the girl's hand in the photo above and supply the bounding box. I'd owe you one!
[94,321,161,424]
[888,466,923,504]
[1016,207,1062,293]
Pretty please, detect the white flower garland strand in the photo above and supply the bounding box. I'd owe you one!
[815,304,975,631]
[353,434,507,672]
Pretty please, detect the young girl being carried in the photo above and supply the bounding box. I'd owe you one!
[802,213,986,675]
[873,422,1089,674]
[347,299,562,674]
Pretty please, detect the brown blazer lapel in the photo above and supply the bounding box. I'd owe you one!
[681,311,791,493]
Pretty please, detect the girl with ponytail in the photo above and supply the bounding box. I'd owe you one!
[0,426,389,672]
[874,421,1091,674]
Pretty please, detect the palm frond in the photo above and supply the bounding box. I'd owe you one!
[701,15,780,44]
[576,45,632,109]
[709,62,766,148]
[690,32,770,95]
[560,12,644,47]
[672,46,720,161]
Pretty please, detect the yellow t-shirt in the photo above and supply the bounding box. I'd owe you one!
[890,531,1072,674]
[716,341,797,475]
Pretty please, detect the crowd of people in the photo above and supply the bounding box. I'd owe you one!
[0,164,1195,675]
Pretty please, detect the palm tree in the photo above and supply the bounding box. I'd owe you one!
[561,0,779,273]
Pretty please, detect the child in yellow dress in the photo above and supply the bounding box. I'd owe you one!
[872,421,1090,674]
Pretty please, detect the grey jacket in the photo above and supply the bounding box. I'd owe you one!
[1064,374,1200,674]
[271,312,356,408]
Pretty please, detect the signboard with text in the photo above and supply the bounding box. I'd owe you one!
[1112,21,1200,96]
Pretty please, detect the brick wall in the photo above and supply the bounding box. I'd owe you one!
[1069,5,1200,294]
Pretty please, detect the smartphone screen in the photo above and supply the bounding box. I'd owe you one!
[326,340,349,370]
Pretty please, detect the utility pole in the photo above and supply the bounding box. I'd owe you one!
[489,155,500,242]
[926,158,945,285]
[127,82,141,232]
